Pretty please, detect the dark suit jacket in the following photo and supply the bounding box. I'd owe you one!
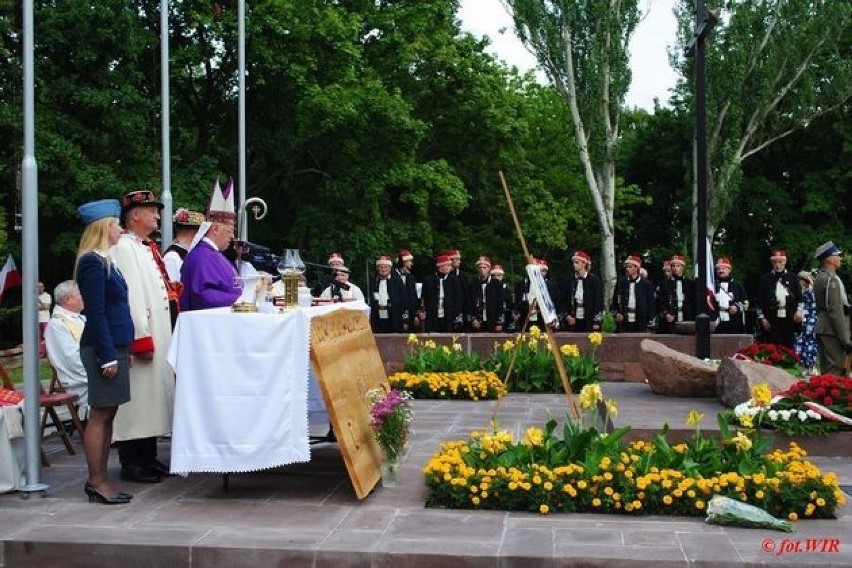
[610,276,656,329]
[422,272,464,332]
[656,277,697,332]
[757,269,802,323]
[560,273,604,331]
[76,252,134,365]
[468,276,505,331]
[367,274,408,333]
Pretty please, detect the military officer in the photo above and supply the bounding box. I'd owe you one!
[611,254,655,332]
[560,250,603,332]
[813,241,851,375]
[657,253,696,334]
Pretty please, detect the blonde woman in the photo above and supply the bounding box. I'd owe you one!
[75,199,134,504]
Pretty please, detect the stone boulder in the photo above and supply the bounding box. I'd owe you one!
[639,339,718,397]
[716,356,801,408]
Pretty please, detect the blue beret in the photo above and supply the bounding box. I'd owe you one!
[78,199,121,225]
[814,241,842,261]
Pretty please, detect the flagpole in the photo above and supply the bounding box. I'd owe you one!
[160,0,173,248]
[237,0,247,242]
[21,0,49,494]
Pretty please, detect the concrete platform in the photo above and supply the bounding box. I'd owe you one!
[1,382,850,567]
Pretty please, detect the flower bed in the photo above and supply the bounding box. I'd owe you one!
[485,327,602,393]
[423,399,845,519]
[389,371,506,400]
[402,335,482,373]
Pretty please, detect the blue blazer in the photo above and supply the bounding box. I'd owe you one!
[76,251,134,365]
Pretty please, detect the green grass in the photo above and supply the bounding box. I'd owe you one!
[7,360,54,386]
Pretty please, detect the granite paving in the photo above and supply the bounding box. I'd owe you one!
[1,382,850,567]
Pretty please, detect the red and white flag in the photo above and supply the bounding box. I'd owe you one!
[0,254,22,303]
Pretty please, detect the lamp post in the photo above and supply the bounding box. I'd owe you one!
[685,1,718,360]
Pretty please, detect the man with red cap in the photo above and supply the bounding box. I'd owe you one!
[656,253,696,333]
[368,255,407,333]
[711,256,747,334]
[756,248,802,347]
[448,249,471,329]
[610,254,655,332]
[560,250,604,332]
[469,255,505,332]
[394,249,420,331]
[422,253,464,332]
[490,264,514,330]
[312,252,346,297]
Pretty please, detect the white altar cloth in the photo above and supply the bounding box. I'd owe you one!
[0,403,25,493]
[167,302,367,475]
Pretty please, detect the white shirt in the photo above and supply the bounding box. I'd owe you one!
[163,242,189,282]
[44,305,89,416]
[38,292,51,324]
[320,282,365,303]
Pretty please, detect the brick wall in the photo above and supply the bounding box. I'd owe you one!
[374,333,753,382]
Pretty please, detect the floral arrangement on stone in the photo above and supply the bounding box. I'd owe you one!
[724,377,852,436]
[735,343,803,377]
[402,335,482,373]
[485,327,603,393]
[423,390,845,520]
[389,371,506,401]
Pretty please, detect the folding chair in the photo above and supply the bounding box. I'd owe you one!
[0,361,86,466]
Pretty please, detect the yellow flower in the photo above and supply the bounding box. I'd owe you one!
[560,343,580,358]
[442,345,451,355]
[605,398,618,418]
[539,504,549,514]
[592,498,601,507]
[738,414,754,428]
[695,500,705,510]
[578,384,603,411]
[788,512,798,522]
[588,332,603,346]
[502,339,515,351]
[530,326,541,338]
[522,427,544,447]
[424,340,437,349]
[751,383,772,407]
[406,333,419,346]
[731,431,753,452]
[686,410,705,427]
[452,342,463,352]
[663,495,673,505]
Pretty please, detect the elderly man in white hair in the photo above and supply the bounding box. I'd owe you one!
[44,280,89,419]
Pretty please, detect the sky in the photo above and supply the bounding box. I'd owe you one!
[457,0,681,111]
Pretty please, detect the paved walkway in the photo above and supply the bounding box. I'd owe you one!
[1,383,850,567]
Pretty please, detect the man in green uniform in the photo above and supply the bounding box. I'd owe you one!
[813,241,851,375]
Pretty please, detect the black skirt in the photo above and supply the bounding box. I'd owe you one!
[81,346,131,408]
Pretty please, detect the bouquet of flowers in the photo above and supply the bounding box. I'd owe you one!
[367,388,413,460]
[735,343,802,376]
[727,379,852,436]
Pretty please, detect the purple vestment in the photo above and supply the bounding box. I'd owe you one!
[180,240,240,311]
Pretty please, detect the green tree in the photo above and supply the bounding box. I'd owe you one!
[501,0,641,298]
[672,0,852,239]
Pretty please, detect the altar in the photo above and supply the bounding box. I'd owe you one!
[166,302,369,475]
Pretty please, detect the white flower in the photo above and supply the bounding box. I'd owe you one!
[779,410,792,421]
[767,410,779,421]
[806,409,821,421]
[798,410,808,422]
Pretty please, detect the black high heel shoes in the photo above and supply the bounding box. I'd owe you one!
[84,482,132,505]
